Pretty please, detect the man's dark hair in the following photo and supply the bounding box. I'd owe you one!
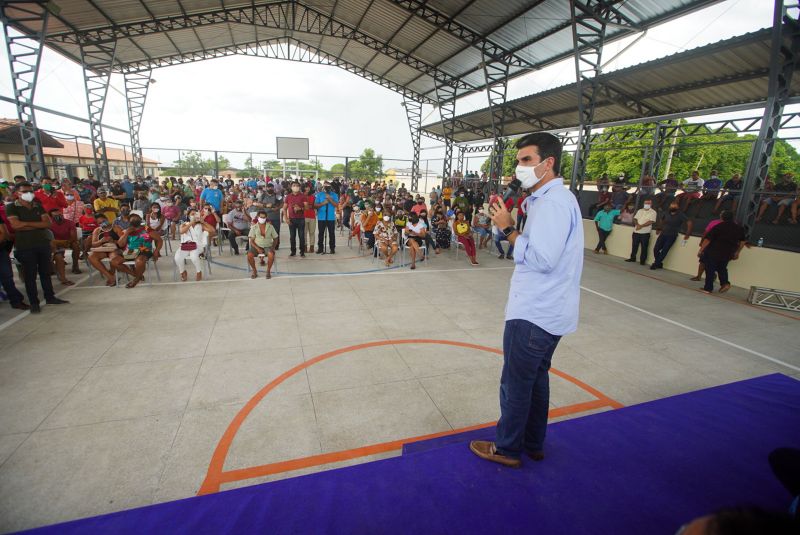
[16,181,32,190]
[720,210,733,222]
[706,506,798,534]
[515,133,563,175]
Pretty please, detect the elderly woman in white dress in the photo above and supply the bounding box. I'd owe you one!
[174,208,217,281]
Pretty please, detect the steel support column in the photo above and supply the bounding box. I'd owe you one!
[646,122,668,178]
[435,84,457,184]
[457,146,465,175]
[482,54,510,187]
[80,40,117,183]
[569,0,609,196]
[736,0,800,238]
[1,2,49,179]
[402,96,422,192]
[124,70,151,178]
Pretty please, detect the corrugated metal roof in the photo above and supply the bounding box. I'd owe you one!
[6,0,717,104]
[422,28,798,142]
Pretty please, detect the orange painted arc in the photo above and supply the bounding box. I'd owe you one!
[198,339,623,495]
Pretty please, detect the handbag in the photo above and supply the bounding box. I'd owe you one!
[180,241,197,251]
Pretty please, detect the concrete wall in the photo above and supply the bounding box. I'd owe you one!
[581,219,800,293]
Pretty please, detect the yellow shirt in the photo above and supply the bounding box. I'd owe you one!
[455,221,470,235]
[93,198,119,222]
[443,187,453,200]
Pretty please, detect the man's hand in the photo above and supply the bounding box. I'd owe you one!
[487,199,513,229]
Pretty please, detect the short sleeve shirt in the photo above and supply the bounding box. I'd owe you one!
[314,191,338,221]
[248,223,278,249]
[6,200,49,249]
[284,193,306,219]
[593,209,620,232]
[659,211,688,237]
[94,197,119,222]
[633,208,657,234]
[50,218,74,241]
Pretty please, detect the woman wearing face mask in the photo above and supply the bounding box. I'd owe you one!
[403,212,427,270]
[360,204,379,253]
[374,213,399,266]
[112,213,162,288]
[147,202,166,254]
[454,211,479,265]
[303,184,317,254]
[175,208,217,281]
[431,206,451,249]
[247,210,278,279]
[618,202,636,225]
[162,197,181,240]
[418,210,440,254]
[88,213,122,286]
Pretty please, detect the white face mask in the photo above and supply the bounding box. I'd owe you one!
[383,215,390,222]
[20,192,34,202]
[643,203,652,210]
[516,160,547,189]
[257,217,267,224]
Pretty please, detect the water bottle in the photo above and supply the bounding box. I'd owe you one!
[681,239,687,247]
[757,237,764,247]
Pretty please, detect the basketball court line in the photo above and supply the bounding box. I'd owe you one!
[198,339,623,495]
[580,286,800,373]
[583,254,800,322]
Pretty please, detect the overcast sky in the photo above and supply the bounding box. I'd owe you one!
[0,0,780,173]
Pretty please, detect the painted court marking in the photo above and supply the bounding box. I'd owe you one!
[198,339,623,495]
[580,286,800,373]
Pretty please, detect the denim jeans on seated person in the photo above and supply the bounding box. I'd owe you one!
[495,319,561,459]
[494,233,514,256]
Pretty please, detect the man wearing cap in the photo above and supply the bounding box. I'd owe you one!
[93,188,119,223]
[314,181,338,254]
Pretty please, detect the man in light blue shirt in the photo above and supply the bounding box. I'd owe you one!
[199,179,223,213]
[314,181,339,254]
[470,132,584,468]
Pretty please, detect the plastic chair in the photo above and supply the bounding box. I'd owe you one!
[173,245,213,281]
[115,255,160,287]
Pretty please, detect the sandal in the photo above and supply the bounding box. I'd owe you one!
[410,264,416,270]
[105,279,116,287]
[250,271,258,279]
[266,272,272,279]
[60,279,75,286]
[180,271,188,282]
[126,277,142,289]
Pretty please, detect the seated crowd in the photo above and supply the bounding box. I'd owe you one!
[0,173,523,311]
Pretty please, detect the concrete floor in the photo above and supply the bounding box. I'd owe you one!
[0,227,798,532]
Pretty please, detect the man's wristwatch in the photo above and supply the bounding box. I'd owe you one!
[502,226,516,237]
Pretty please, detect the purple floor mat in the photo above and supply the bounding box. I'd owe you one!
[22,374,800,535]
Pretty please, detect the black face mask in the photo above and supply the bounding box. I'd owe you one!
[130,220,142,228]
[669,208,678,214]
[325,186,332,193]
[409,216,419,223]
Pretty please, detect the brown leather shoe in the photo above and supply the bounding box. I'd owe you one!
[469,440,521,468]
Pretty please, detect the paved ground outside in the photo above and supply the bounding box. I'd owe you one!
[0,225,798,532]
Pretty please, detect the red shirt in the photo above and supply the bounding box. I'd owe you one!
[304,194,316,219]
[34,189,67,212]
[516,195,527,215]
[204,214,218,227]
[284,193,306,220]
[0,204,14,240]
[79,214,98,232]
[50,218,74,240]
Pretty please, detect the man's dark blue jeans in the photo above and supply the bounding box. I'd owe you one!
[14,244,55,306]
[495,319,561,459]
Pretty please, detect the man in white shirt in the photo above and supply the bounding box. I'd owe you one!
[677,170,705,212]
[469,132,584,468]
[626,200,658,265]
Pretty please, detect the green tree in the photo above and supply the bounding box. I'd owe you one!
[356,148,383,180]
[330,163,346,175]
[480,138,519,177]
